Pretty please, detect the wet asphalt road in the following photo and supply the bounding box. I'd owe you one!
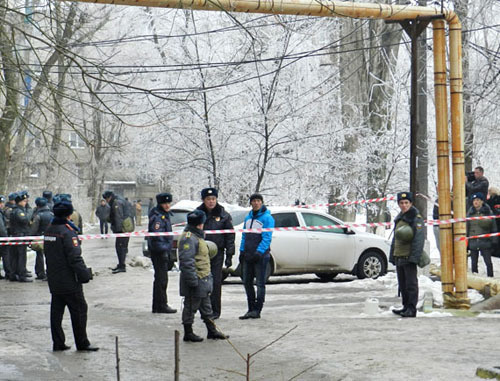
[1,230,499,380]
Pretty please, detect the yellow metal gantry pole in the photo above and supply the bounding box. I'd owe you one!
[61,0,469,307]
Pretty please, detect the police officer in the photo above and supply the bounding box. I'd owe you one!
[44,200,98,352]
[42,190,54,211]
[30,197,54,280]
[196,188,235,319]
[0,195,9,279]
[10,192,32,282]
[103,190,135,273]
[148,193,177,314]
[389,192,425,318]
[178,210,228,342]
[3,192,18,280]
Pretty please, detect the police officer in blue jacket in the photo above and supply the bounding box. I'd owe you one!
[148,193,177,314]
[239,193,275,319]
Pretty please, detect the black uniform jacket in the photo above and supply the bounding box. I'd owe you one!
[389,206,425,265]
[10,204,31,236]
[44,217,91,294]
[147,206,173,253]
[197,203,235,257]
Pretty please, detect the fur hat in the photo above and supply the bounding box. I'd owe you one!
[187,210,206,226]
[53,194,72,204]
[201,187,218,199]
[15,191,29,203]
[249,193,264,203]
[102,190,114,199]
[397,192,413,203]
[35,197,48,207]
[156,192,173,204]
[471,192,485,201]
[8,192,17,202]
[42,190,53,200]
[53,201,74,217]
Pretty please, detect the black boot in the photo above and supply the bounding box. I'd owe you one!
[183,324,203,342]
[205,320,229,340]
[239,299,256,319]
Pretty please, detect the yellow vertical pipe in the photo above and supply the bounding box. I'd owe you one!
[432,20,454,295]
[448,16,469,306]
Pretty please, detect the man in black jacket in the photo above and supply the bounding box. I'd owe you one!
[148,193,177,314]
[466,166,489,209]
[10,192,32,282]
[95,199,110,235]
[103,190,135,274]
[389,192,425,318]
[0,195,9,279]
[44,200,98,352]
[196,188,235,319]
[30,197,53,280]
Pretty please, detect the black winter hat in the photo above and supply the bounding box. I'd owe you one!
[156,192,173,204]
[15,191,29,203]
[53,201,74,217]
[397,192,413,203]
[471,192,485,201]
[102,190,114,199]
[187,210,206,226]
[201,187,218,199]
[42,190,53,200]
[53,194,72,204]
[249,193,264,203]
[35,197,48,207]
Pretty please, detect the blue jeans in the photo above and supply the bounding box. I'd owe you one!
[241,253,270,312]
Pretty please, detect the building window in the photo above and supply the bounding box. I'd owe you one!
[69,131,85,149]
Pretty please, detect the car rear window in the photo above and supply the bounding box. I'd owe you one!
[170,210,190,225]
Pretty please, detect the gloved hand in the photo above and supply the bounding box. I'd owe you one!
[225,256,233,268]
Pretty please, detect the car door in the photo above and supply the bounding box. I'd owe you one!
[301,212,356,271]
[270,212,309,273]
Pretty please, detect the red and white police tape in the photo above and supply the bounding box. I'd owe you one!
[291,196,396,209]
[0,214,498,246]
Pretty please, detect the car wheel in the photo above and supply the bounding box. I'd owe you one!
[315,273,338,281]
[356,251,386,279]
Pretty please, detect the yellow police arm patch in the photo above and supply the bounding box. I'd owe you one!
[72,237,79,247]
[20,213,25,216]
[183,243,190,250]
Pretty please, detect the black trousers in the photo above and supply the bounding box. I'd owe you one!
[35,249,46,277]
[396,262,418,314]
[99,220,108,234]
[0,246,11,277]
[470,249,494,277]
[50,291,90,350]
[115,237,130,268]
[150,251,169,311]
[10,245,27,280]
[210,251,224,318]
